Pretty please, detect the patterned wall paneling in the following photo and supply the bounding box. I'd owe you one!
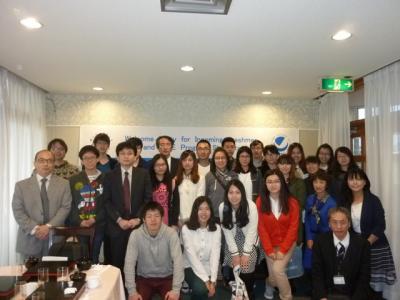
[46,94,319,128]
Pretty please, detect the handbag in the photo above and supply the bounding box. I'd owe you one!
[229,266,249,300]
[286,245,304,279]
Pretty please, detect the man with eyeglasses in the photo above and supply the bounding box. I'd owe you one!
[12,149,72,258]
[312,207,371,300]
[196,139,211,177]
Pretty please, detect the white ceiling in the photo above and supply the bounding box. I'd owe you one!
[1,0,400,100]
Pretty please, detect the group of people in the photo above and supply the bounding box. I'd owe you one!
[11,134,397,300]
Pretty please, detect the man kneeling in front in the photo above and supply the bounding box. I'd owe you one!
[124,201,184,300]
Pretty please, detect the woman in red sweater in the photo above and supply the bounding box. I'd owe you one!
[256,169,299,300]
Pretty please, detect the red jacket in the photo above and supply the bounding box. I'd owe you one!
[256,195,299,255]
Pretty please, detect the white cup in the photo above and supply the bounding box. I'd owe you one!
[86,275,100,289]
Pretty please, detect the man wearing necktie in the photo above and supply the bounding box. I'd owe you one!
[311,207,371,300]
[104,141,152,272]
[12,150,72,258]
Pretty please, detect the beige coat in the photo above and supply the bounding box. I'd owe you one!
[12,173,71,256]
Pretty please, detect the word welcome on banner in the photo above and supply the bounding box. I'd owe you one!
[79,126,299,159]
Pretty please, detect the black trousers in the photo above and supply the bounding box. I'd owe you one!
[108,230,131,272]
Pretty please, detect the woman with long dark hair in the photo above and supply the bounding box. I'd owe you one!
[181,196,221,300]
[277,155,306,246]
[149,154,176,225]
[343,167,397,298]
[205,147,237,221]
[234,146,262,202]
[173,150,205,226]
[257,169,299,300]
[315,143,334,173]
[331,146,358,205]
[219,179,259,299]
[287,142,307,179]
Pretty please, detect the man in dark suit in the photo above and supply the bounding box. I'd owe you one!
[104,141,152,271]
[221,136,236,171]
[312,207,370,300]
[156,135,179,177]
[12,150,71,258]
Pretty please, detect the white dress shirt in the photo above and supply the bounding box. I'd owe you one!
[36,173,52,191]
[121,166,133,192]
[167,156,172,172]
[181,224,221,282]
[32,173,52,234]
[333,231,350,254]
[178,175,206,221]
[238,172,252,202]
[351,202,363,234]
[270,196,282,219]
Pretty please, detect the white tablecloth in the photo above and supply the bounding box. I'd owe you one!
[80,265,125,300]
[0,264,125,300]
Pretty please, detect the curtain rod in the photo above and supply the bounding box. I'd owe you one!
[360,58,400,78]
[0,65,48,94]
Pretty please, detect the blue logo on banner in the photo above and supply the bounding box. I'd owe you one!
[273,135,289,153]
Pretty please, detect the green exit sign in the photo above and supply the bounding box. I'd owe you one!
[321,78,354,92]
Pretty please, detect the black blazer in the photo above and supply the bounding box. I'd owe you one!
[103,166,152,237]
[170,157,179,178]
[312,232,370,300]
[346,191,388,248]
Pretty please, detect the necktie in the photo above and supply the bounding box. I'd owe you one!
[123,171,131,214]
[337,242,345,261]
[40,178,50,223]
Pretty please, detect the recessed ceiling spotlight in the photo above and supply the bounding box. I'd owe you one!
[262,91,272,95]
[20,17,42,29]
[332,30,352,41]
[180,65,194,72]
[92,87,104,91]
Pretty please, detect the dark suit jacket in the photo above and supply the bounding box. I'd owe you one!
[346,191,388,248]
[312,232,370,300]
[170,157,179,178]
[103,166,152,237]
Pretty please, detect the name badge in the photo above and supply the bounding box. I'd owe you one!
[333,275,346,285]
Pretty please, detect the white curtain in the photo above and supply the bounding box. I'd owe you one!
[364,61,400,300]
[318,92,351,149]
[0,68,47,266]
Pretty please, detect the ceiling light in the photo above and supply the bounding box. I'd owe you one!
[332,30,352,41]
[20,17,42,29]
[180,65,194,72]
[92,87,104,91]
[262,91,272,95]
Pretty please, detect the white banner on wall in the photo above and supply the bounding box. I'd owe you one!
[80,126,299,159]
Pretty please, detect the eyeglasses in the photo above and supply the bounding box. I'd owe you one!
[51,146,65,152]
[214,156,227,161]
[36,159,54,164]
[82,156,97,161]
